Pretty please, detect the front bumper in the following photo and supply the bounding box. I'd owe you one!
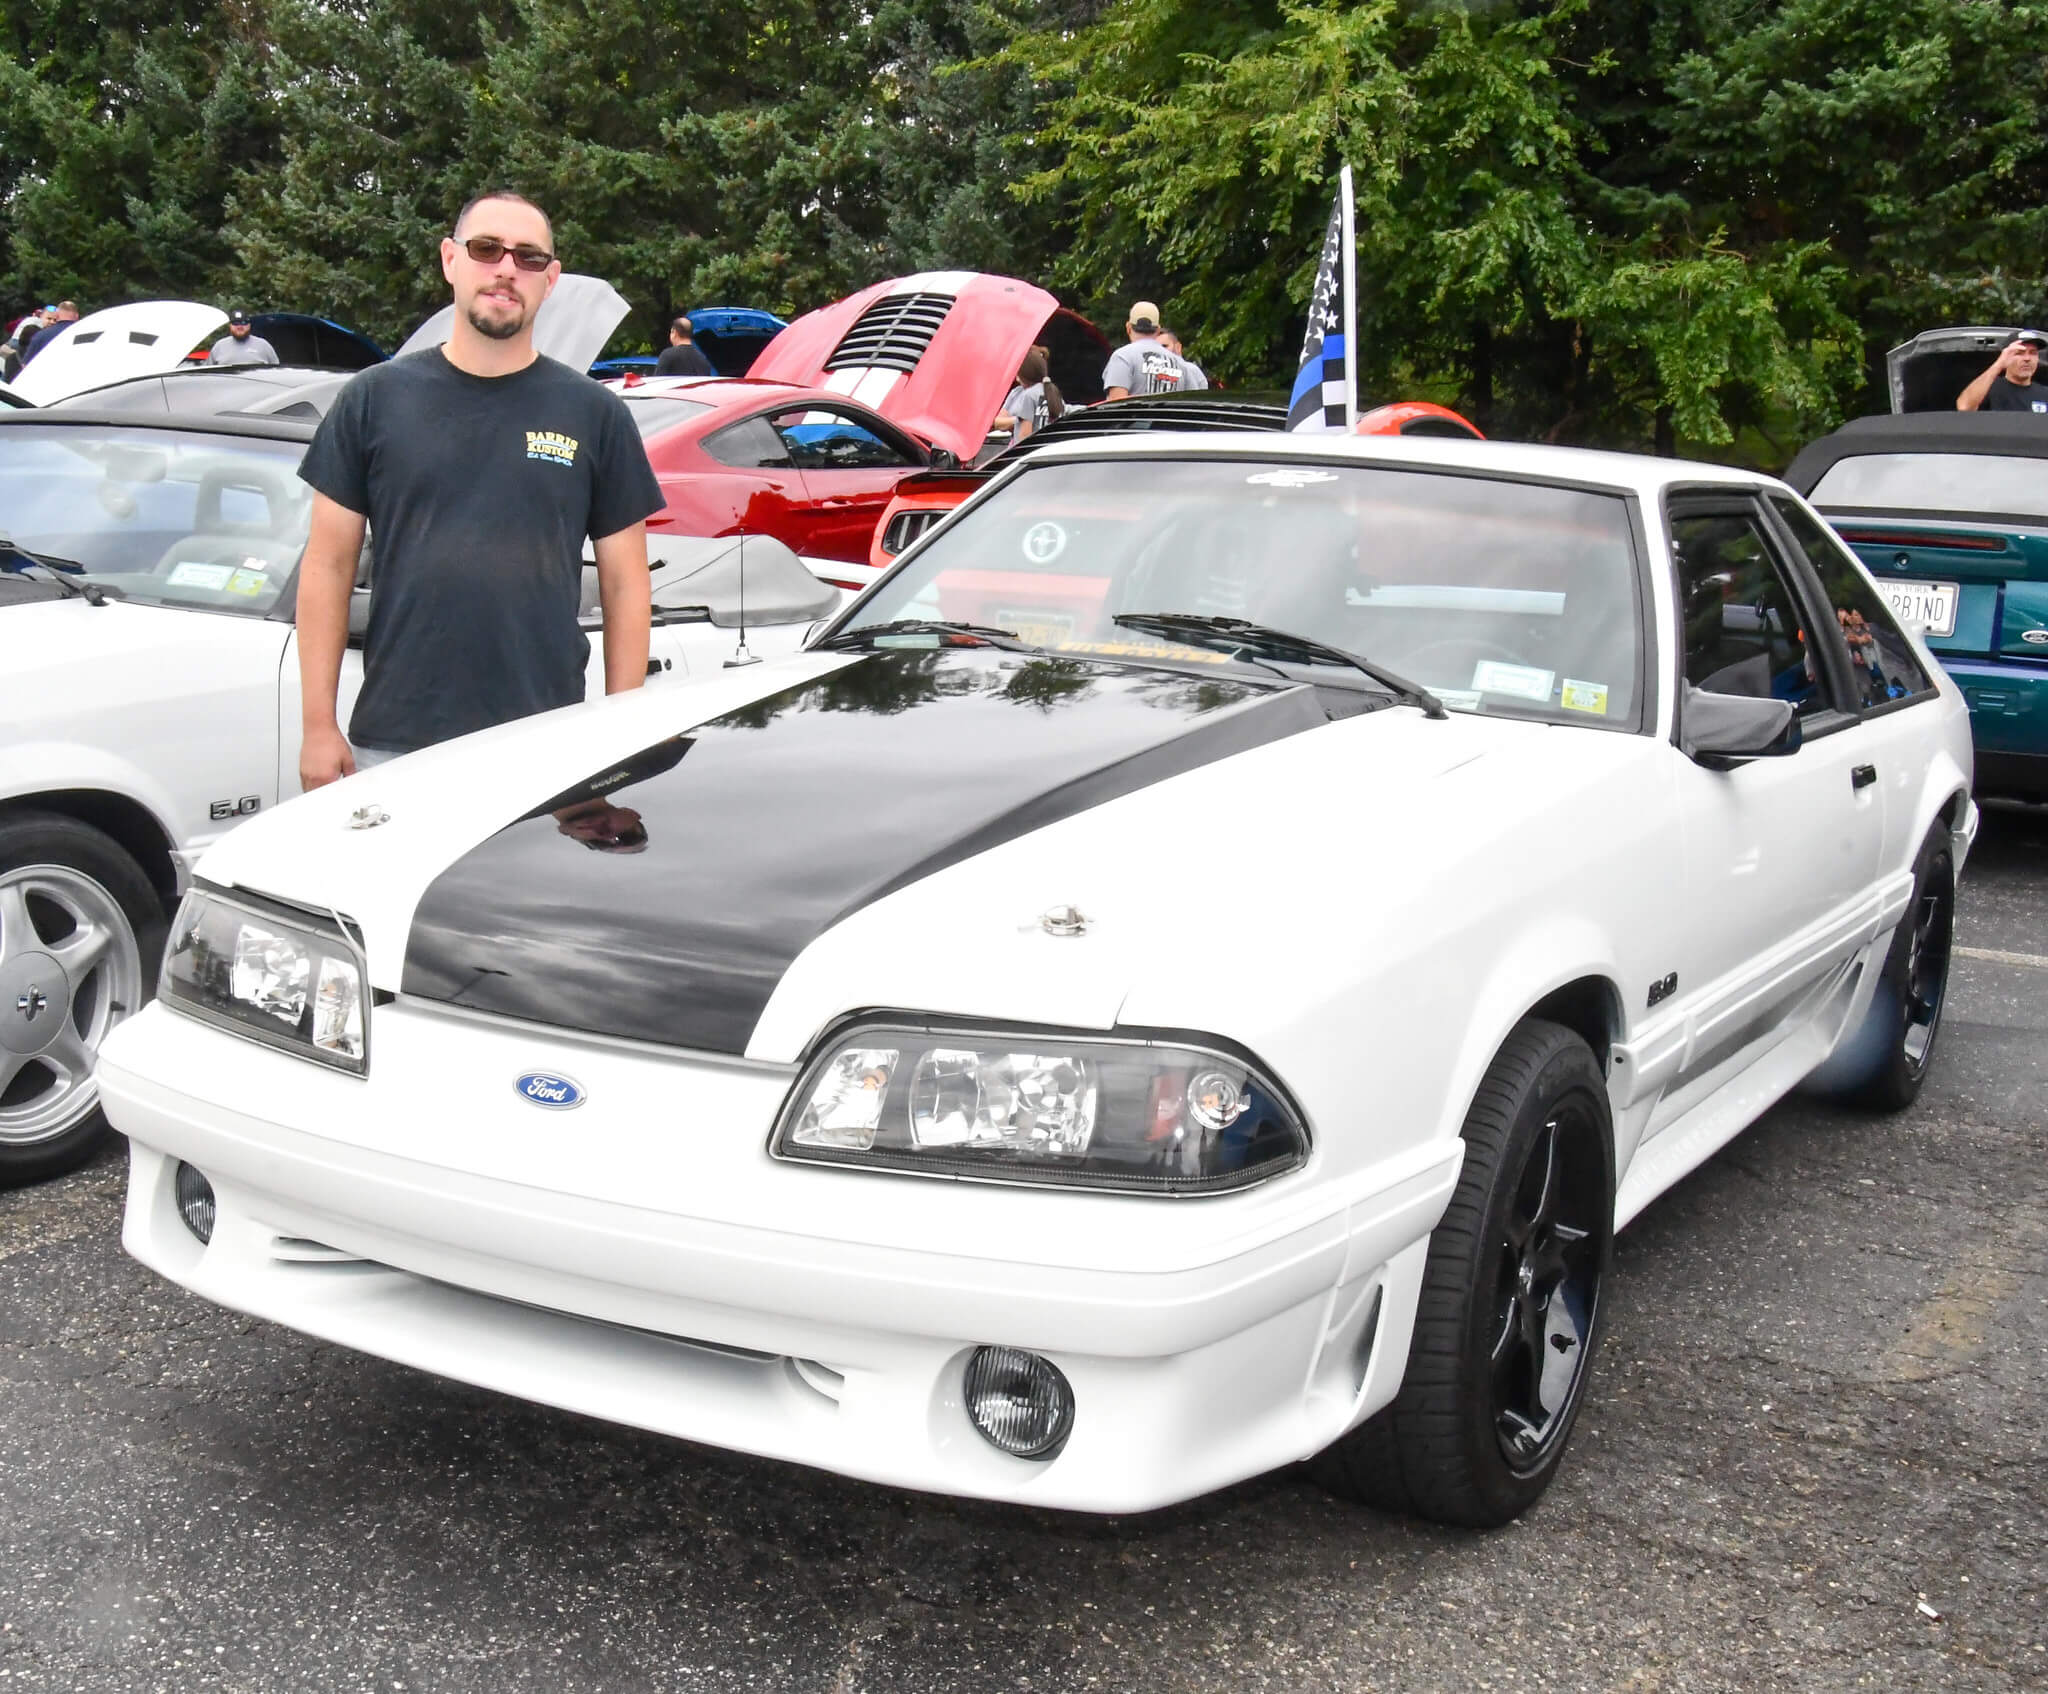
[102,1001,1460,1513]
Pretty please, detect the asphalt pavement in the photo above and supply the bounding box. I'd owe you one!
[2,805,2043,1694]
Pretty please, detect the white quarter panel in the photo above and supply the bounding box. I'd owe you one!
[2,599,289,855]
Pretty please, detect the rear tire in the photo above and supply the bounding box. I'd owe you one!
[0,812,162,1187]
[1844,826,1954,1113]
[1315,1019,1614,1527]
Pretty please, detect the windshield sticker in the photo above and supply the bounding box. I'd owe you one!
[1472,660,1554,702]
[225,568,269,597]
[1021,521,1068,565]
[1561,678,1609,715]
[1433,688,1484,713]
[167,561,234,590]
[1245,468,1339,488]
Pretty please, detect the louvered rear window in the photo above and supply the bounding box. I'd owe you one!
[823,292,954,375]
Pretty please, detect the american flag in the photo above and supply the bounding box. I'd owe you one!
[1287,170,1356,433]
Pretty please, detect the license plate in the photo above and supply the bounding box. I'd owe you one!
[1877,578,1958,638]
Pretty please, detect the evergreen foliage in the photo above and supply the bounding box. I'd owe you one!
[0,0,2039,453]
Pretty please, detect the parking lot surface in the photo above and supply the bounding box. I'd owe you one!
[2,806,2043,1694]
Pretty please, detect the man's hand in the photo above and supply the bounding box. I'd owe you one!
[300,723,357,790]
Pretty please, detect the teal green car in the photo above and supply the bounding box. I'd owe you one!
[1787,412,2048,801]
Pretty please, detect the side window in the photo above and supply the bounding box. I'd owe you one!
[1769,495,1935,707]
[703,415,792,470]
[1670,510,1830,719]
[766,406,921,471]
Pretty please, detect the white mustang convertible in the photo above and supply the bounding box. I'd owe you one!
[100,434,1974,1526]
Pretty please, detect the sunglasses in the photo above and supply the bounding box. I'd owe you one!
[456,235,555,272]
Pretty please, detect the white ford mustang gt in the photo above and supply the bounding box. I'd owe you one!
[99,432,1975,1526]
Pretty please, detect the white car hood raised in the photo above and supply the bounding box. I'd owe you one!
[397,274,630,374]
[12,302,228,405]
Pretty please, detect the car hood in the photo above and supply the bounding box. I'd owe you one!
[747,272,1058,460]
[396,273,631,374]
[191,647,1532,1063]
[11,302,228,405]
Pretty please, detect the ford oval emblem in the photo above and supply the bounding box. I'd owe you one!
[515,1071,585,1110]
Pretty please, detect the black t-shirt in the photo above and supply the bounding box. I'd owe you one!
[299,349,664,753]
[1979,376,2048,414]
[655,342,714,376]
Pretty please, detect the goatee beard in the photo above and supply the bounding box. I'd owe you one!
[466,300,526,340]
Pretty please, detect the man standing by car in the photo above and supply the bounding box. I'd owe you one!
[654,314,714,376]
[15,300,79,369]
[294,189,664,787]
[1956,330,2048,413]
[1102,301,1188,400]
[209,309,280,367]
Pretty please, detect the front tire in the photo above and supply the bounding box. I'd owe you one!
[0,812,162,1186]
[1316,1019,1614,1526]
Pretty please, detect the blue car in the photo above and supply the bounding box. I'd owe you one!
[1787,411,2048,801]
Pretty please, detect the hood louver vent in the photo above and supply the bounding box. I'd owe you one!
[824,292,955,375]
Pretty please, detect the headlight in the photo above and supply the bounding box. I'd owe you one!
[160,884,369,1074]
[771,1021,1308,1194]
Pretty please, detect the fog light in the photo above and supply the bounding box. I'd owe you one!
[964,1346,1074,1459]
[174,1162,216,1244]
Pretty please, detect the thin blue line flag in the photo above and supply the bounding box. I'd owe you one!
[1288,188,1351,432]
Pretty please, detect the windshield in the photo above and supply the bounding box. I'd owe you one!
[847,457,1644,726]
[0,424,308,615]
[620,396,714,437]
[1808,452,2048,520]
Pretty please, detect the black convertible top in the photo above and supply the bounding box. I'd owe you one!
[0,407,317,444]
[1784,411,2048,495]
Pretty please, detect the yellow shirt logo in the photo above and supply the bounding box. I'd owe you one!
[526,430,580,468]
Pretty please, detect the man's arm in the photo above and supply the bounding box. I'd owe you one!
[297,492,367,789]
[592,522,652,695]
[1957,346,2019,411]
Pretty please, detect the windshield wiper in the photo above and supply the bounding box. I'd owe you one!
[1112,612,1446,719]
[814,619,1038,652]
[0,536,107,605]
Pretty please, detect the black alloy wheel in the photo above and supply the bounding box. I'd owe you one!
[1848,826,1955,1112]
[1316,1018,1615,1527]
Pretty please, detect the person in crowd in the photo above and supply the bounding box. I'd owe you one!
[209,309,280,367]
[655,314,714,376]
[1160,329,1208,390]
[1102,301,1188,399]
[293,188,664,788]
[1956,330,2048,413]
[1,307,52,380]
[15,300,79,368]
[997,345,1065,440]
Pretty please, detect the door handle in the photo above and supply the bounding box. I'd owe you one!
[1851,764,1877,789]
[818,497,859,508]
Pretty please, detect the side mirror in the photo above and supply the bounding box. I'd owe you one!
[346,588,372,645]
[1682,688,1802,769]
[927,447,960,471]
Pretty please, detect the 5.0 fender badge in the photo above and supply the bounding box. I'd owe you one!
[515,1072,586,1110]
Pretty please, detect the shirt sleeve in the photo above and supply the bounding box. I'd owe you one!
[586,390,667,541]
[297,371,373,516]
[1102,347,1136,391]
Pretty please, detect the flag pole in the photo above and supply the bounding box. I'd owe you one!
[1339,163,1358,429]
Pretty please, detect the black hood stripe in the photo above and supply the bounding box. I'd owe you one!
[402,649,1341,1054]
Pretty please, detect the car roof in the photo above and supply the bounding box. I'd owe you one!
[0,407,316,444]
[1783,410,2048,494]
[1017,427,1776,499]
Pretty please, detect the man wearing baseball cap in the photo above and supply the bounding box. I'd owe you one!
[209,309,280,367]
[1102,299,1188,400]
[1957,330,2048,414]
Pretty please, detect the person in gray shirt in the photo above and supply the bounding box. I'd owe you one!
[1102,300,1189,399]
[209,309,280,367]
